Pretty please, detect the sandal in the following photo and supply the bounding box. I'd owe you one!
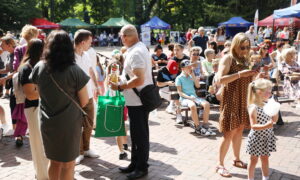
[233,160,247,169]
[216,166,232,177]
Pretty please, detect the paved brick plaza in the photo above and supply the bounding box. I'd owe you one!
[1,47,300,180]
[1,97,300,180]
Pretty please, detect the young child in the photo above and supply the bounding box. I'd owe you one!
[95,55,105,98]
[105,51,129,160]
[175,60,216,136]
[246,78,278,180]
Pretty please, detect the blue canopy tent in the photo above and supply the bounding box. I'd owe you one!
[141,16,171,29]
[219,17,253,37]
[274,3,300,18]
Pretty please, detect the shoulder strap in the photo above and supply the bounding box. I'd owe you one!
[50,74,87,116]
[125,74,140,97]
[125,69,157,97]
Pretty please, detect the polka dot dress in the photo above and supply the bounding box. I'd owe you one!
[219,57,252,133]
[246,105,277,156]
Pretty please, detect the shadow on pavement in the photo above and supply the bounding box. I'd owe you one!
[78,157,181,180]
[150,142,177,155]
[0,136,32,167]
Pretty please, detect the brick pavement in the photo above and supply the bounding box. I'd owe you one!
[1,47,300,180]
[1,97,300,180]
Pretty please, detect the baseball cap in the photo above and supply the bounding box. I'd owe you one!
[167,60,179,75]
[180,59,192,68]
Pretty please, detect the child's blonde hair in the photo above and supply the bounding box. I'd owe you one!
[250,54,262,62]
[247,78,273,107]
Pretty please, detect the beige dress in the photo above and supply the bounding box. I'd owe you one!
[219,57,252,133]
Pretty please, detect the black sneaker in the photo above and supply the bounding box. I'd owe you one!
[195,126,210,136]
[119,152,127,160]
[15,136,23,147]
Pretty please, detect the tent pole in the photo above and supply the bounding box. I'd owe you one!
[271,18,275,42]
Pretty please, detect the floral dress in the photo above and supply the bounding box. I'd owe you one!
[279,61,300,99]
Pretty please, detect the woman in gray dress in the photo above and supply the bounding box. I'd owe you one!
[30,30,89,180]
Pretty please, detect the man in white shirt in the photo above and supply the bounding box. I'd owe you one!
[110,25,152,179]
[263,26,272,39]
[74,29,99,164]
[245,25,257,46]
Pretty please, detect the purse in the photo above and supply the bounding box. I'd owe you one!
[126,72,162,112]
[49,74,93,129]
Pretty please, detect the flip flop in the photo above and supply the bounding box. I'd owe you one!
[216,166,232,177]
[233,160,247,169]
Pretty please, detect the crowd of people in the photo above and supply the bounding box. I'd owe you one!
[0,23,299,180]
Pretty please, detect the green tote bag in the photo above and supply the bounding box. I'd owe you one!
[95,90,126,137]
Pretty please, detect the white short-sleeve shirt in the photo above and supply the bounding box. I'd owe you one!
[75,51,93,99]
[121,41,152,106]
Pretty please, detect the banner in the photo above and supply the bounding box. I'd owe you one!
[141,26,151,46]
[254,9,259,34]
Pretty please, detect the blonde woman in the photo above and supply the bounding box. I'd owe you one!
[215,33,258,177]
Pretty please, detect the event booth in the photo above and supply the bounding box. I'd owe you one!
[258,15,300,28]
[59,18,94,28]
[141,16,171,30]
[274,3,300,18]
[219,17,253,37]
[30,18,60,29]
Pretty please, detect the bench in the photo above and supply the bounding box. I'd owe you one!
[168,84,220,126]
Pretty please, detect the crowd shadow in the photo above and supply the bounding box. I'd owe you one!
[78,157,182,180]
[0,136,32,168]
[150,142,177,155]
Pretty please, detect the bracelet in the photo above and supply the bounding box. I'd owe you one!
[237,72,241,78]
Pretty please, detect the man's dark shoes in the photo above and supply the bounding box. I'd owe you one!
[119,165,135,173]
[126,169,148,180]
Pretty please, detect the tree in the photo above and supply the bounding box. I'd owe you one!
[0,0,41,31]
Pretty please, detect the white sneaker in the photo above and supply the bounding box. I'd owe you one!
[84,149,99,158]
[3,129,14,136]
[166,105,175,114]
[75,155,84,165]
[1,124,10,135]
[176,114,183,124]
[205,127,216,136]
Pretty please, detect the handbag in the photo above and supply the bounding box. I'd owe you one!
[126,73,162,112]
[49,74,93,129]
[95,90,126,137]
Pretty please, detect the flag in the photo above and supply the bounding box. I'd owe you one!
[254,9,259,34]
[291,0,297,6]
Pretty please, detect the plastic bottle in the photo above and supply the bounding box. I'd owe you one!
[110,63,119,83]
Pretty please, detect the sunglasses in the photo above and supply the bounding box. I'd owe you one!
[192,53,200,56]
[240,46,250,50]
[263,47,269,50]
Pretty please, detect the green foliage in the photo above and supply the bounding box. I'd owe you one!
[0,0,292,31]
[0,0,41,31]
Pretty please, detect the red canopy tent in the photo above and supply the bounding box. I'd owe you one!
[258,14,300,28]
[30,18,60,29]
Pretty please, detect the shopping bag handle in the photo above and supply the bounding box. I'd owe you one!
[105,89,122,99]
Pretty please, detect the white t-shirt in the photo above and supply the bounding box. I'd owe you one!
[263,28,272,38]
[87,48,97,73]
[245,31,257,46]
[121,41,152,106]
[75,52,93,99]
